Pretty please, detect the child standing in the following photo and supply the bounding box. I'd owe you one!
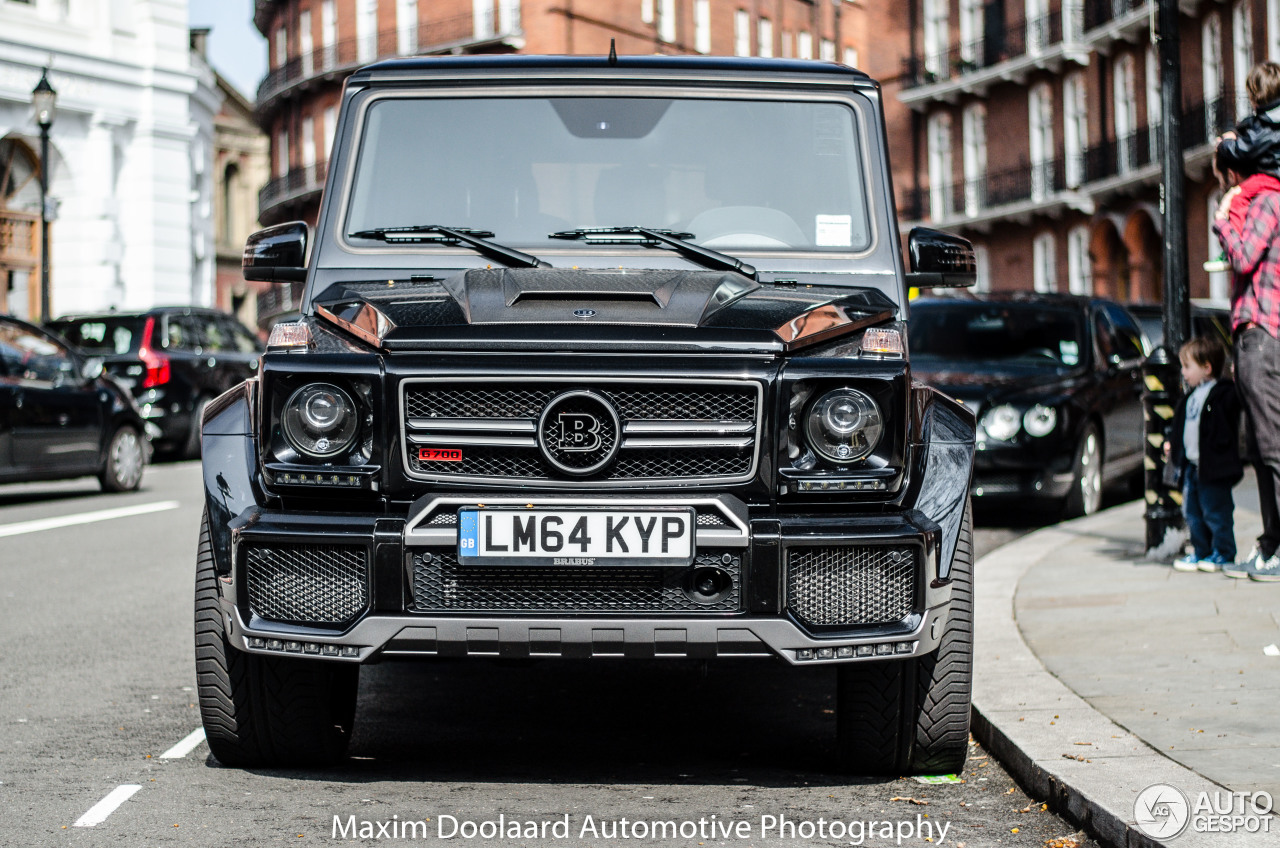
[1166,337,1243,572]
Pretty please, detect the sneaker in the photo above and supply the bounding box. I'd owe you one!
[1198,553,1230,572]
[1224,548,1262,579]
[1248,554,1280,582]
[1173,554,1202,572]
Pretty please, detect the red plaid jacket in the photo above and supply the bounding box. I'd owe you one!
[1214,191,1280,338]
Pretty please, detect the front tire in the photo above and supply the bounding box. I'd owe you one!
[99,425,145,492]
[835,502,974,775]
[1063,423,1103,518]
[195,512,359,767]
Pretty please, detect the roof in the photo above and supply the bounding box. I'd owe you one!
[348,54,875,86]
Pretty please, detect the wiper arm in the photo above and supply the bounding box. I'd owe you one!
[348,225,550,269]
[549,226,757,280]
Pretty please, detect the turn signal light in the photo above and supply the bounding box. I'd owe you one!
[861,328,903,357]
[267,321,311,349]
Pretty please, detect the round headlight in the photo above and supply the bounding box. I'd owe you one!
[1022,404,1057,437]
[980,404,1021,441]
[804,389,883,463]
[282,383,358,458]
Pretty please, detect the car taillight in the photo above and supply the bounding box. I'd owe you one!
[139,316,170,388]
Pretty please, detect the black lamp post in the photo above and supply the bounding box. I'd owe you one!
[31,68,56,322]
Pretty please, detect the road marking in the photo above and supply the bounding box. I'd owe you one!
[0,501,180,539]
[73,785,142,827]
[159,727,206,759]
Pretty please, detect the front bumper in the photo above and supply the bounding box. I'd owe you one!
[972,443,1075,500]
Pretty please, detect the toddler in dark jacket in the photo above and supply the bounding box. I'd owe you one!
[1166,336,1242,572]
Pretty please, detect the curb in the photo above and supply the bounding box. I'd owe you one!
[970,502,1265,848]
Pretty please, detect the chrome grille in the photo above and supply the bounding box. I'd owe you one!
[244,543,369,626]
[786,546,915,628]
[402,380,761,486]
[410,551,741,613]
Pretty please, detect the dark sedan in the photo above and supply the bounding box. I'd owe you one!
[49,308,263,458]
[0,315,151,491]
[910,293,1148,517]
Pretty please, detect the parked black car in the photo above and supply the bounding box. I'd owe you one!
[0,314,151,491]
[49,308,264,457]
[1128,302,1232,350]
[910,292,1148,517]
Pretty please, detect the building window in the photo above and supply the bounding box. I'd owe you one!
[324,106,337,159]
[1064,71,1087,188]
[844,46,858,68]
[973,244,990,292]
[1271,0,1280,62]
[299,10,313,75]
[1029,82,1054,201]
[473,0,494,40]
[797,31,813,60]
[1234,0,1254,123]
[927,111,954,221]
[1026,0,1049,56]
[1114,53,1136,173]
[498,0,520,33]
[1067,225,1091,294]
[398,0,418,54]
[322,0,337,69]
[658,0,676,42]
[734,10,750,56]
[695,0,711,53]
[276,129,289,178]
[1145,45,1161,162]
[923,0,949,78]
[642,0,653,25]
[962,102,987,215]
[758,18,773,57]
[274,25,286,68]
[1208,192,1229,302]
[1063,0,1083,41]
[359,0,379,62]
[820,39,835,62]
[959,0,982,64]
[301,117,316,185]
[1033,232,1057,293]
[1203,12,1224,141]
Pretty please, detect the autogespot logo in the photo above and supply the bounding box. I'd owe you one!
[1135,784,1191,839]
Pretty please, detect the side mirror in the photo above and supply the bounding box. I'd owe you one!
[905,227,977,288]
[80,356,104,382]
[243,222,308,283]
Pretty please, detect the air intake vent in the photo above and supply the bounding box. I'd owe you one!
[786,546,915,629]
[244,543,369,626]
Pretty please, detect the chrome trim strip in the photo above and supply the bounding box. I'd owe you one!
[398,376,764,488]
[620,436,755,450]
[622,420,755,435]
[407,433,538,448]
[406,418,537,433]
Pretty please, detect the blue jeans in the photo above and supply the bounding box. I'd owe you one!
[1183,463,1237,560]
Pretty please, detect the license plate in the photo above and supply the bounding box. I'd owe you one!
[457,508,696,566]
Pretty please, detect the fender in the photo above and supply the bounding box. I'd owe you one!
[907,383,977,584]
[201,381,263,576]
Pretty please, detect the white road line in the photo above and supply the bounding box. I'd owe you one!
[159,727,207,759]
[73,785,142,827]
[0,501,180,539]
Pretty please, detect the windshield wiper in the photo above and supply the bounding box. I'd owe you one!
[348,225,549,269]
[549,226,757,280]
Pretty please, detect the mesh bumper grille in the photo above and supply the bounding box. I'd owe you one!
[410,551,741,614]
[786,546,915,628]
[244,543,369,626]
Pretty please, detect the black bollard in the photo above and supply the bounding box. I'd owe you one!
[1143,345,1185,552]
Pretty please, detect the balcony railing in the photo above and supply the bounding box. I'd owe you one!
[0,210,38,270]
[1083,0,1148,31]
[257,13,511,112]
[904,7,1081,90]
[259,159,328,217]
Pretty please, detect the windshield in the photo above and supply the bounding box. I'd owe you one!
[345,95,872,253]
[909,302,1087,370]
[50,317,147,354]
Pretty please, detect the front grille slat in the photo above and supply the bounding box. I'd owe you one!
[410,551,741,613]
[787,546,915,628]
[244,543,369,625]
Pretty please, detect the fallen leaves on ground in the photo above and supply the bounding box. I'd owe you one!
[1044,831,1086,848]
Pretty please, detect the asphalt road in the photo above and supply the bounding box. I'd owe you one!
[0,461,1098,847]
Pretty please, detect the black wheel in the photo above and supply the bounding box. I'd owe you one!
[195,512,359,767]
[98,425,145,492]
[835,501,974,775]
[183,398,209,459]
[1063,423,1103,519]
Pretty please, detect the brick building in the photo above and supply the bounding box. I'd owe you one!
[898,0,1277,305]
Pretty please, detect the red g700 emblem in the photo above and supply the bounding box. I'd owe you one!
[419,448,462,462]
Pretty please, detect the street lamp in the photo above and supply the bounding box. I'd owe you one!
[31,68,56,322]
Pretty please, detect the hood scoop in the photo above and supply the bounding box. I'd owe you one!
[443,268,757,326]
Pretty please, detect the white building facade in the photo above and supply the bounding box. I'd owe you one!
[0,0,219,320]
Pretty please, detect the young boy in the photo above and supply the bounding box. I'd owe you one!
[1166,337,1243,572]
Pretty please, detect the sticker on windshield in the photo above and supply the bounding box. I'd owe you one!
[1060,340,1079,365]
[816,214,853,247]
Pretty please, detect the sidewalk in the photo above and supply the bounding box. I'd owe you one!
[972,472,1280,847]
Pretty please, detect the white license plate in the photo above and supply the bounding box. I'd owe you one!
[457,508,696,566]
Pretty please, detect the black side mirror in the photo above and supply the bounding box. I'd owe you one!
[905,227,977,288]
[243,222,308,283]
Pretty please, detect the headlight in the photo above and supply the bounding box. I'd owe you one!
[281,383,359,458]
[980,404,1021,441]
[804,388,883,462]
[1022,404,1057,437]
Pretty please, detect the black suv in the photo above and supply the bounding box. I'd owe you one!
[50,308,264,457]
[196,55,979,775]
